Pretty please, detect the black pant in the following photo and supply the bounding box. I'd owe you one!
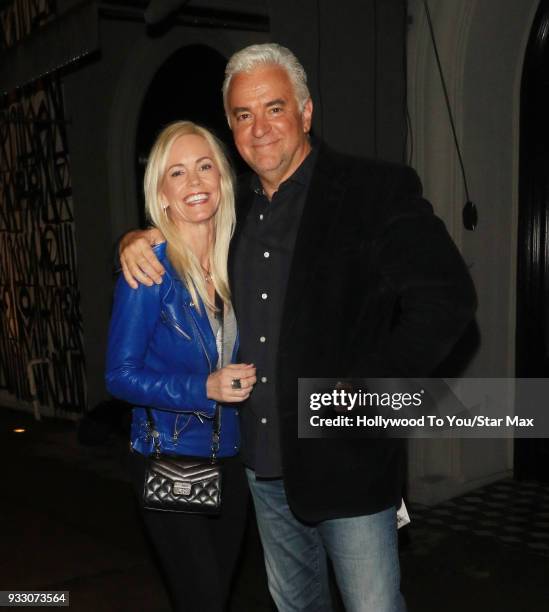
[130,451,249,612]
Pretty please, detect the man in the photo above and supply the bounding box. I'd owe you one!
[120,43,476,611]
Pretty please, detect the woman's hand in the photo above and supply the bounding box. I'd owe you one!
[119,228,166,289]
[206,363,257,403]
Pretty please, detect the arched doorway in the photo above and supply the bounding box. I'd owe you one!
[516,0,549,482]
[134,44,246,226]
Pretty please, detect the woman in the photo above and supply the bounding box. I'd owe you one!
[105,121,256,612]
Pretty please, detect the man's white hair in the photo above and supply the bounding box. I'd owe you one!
[222,43,311,115]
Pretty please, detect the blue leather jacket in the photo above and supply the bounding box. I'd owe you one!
[105,242,240,457]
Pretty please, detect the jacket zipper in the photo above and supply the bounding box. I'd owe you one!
[172,412,206,442]
[172,308,214,442]
[188,308,213,373]
[160,310,192,340]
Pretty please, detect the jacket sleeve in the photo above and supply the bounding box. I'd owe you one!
[349,166,477,378]
[105,275,216,416]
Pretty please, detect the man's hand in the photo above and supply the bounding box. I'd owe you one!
[119,228,166,289]
[206,364,257,403]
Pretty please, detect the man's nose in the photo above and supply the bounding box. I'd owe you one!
[252,114,270,138]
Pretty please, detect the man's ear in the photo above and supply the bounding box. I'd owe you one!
[302,97,313,134]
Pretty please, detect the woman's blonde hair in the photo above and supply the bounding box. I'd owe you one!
[144,121,236,312]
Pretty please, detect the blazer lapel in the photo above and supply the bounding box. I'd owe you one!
[280,146,347,339]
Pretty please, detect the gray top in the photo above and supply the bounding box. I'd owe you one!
[206,301,237,368]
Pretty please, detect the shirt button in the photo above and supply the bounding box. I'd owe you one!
[259,214,264,220]
[261,417,268,424]
[261,292,268,300]
[261,376,268,383]
[259,336,266,343]
[263,251,270,258]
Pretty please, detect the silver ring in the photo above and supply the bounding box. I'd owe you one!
[231,378,242,390]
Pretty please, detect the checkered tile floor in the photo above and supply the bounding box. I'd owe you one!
[409,479,549,557]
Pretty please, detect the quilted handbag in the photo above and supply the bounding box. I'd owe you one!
[143,452,222,514]
[142,291,223,515]
[142,402,222,514]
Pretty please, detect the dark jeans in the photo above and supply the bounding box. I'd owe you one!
[130,451,249,612]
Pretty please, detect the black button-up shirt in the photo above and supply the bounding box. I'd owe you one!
[232,147,317,477]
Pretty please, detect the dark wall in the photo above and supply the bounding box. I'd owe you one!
[269,0,407,162]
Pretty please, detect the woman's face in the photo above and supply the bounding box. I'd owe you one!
[160,134,221,228]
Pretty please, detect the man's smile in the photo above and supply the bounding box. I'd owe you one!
[252,139,281,149]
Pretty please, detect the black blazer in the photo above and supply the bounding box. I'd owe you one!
[230,143,476,523]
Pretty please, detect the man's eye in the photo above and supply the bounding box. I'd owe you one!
[236,113,250,121]
[270,107,282,114]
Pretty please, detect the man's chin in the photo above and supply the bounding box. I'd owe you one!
[249,157,283,176]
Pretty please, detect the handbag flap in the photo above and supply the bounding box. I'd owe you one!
[149,456,219,483]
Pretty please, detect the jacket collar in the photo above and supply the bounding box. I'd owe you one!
[155,242,218,368]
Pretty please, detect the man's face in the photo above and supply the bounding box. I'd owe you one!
[226,64,313,192]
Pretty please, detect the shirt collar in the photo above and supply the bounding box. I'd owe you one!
[250,143,318,195]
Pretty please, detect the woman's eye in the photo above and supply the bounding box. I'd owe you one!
[200,163,213,171]
[170,169,184,177]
